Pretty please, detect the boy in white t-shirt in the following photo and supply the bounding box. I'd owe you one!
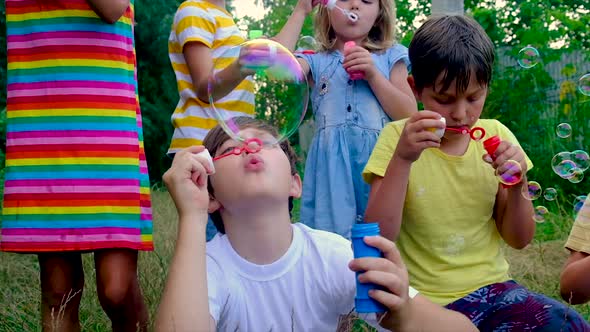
[155,117,476,331]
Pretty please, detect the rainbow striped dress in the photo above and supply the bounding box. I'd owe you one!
[1,0,153,252]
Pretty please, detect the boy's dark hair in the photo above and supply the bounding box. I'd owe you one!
[409,15,495,94]
[203,117,299,234]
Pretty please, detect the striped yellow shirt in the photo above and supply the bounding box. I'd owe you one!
[168,0,255,153]
[565,196,590,254]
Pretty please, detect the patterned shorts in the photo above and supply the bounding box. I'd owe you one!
[445,280,590,331]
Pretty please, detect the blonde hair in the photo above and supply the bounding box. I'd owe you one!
[314,0,397,52]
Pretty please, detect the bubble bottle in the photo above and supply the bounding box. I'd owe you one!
[343,41,365,80]
[442,125,522,187]
[351,222,387,313]
[248,29,263,40]
[483,136,523,187]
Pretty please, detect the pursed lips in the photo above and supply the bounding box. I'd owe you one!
[244,154,265,171]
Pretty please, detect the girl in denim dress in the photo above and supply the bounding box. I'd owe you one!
[296,0,416,238]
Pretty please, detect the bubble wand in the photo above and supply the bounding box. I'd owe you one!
[321,0,359,22]
[434,123,521,187]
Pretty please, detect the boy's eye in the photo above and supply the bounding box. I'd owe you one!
[220,146,237,155]
[468,94,483,102]
[435,97,452,104]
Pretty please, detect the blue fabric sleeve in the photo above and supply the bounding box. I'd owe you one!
[387,44,411,73]
[296,52,317,83]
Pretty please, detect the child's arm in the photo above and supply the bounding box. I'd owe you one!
[272,0,319,51]
[488,142,535,249]
[155,146,216,331]
[560,251,590,304]
[86,0,129,24]
[184,42,248,103]
[343,46,417,120]
[349,236,478,332]
[365,111,445,240]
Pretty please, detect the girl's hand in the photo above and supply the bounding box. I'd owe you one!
[295,0,320,15]
[163,146,213,219]
[237,43,275,76]
[348,236,411,329]
[394,111,444,163]
[482,140,528,175]
[342,45,377,80]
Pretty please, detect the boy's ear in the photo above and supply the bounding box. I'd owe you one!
[289,173,302,199]
[208,194,222,214]
[407,75,422,101]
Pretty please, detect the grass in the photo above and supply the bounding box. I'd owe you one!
[0,191,589,331]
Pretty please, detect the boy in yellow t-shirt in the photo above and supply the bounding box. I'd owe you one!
[561,195,590,304]
[363,15,589,330]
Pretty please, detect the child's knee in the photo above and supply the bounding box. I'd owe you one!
[41,286,83,308]
[97,279,135,309]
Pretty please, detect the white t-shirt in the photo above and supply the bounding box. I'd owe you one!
[206,223,418,331]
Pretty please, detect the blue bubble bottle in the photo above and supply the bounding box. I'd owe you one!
[351,222,387,313]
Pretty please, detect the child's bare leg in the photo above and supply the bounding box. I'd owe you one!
[94,249,148,332]
[38,252,84,332]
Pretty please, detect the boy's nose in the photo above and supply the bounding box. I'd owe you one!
[451,102,468,121]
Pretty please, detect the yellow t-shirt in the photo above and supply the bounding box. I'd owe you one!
[168,0,255,153]
[363,118,534,305]
[565,196,590,254]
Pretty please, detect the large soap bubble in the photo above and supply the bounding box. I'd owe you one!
[571,150,590,172]
[551,152,574,178]
[574,195,588,217]
[208,39,309,145]
[533,205,549,223]
[495,160,523,186]
[296,36,319,54]
[517,46,540,69]
[521,181,542,200]
[556,123,572,138]
[568,168,584,183]
[579,73,590,96]
[543,187,557,201]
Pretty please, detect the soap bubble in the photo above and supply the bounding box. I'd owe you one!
[521,181,542,200]
[551,152,573,178]
[555,160,578,179]
[579,73,590,96]
[556,123,572,138]
[208,39,309,144]
[517,46,540,68]
[543,187,557,201]
[296,36,319,53]
[574,195,587,217]
[568,168,584,183]
[533,206,549,223]
[571,150,590,172]
[495,160,523,186]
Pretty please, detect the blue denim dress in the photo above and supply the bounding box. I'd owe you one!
[297,45,409,239]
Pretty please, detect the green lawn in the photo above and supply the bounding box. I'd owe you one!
[0,191,588,331]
